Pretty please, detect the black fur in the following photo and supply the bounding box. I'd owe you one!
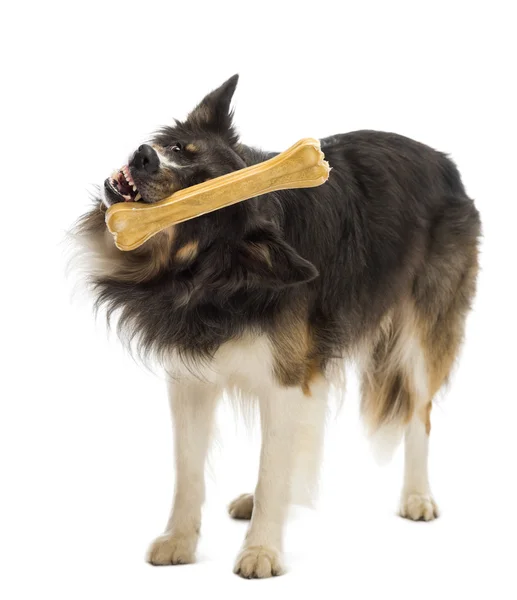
[78,75,481,370]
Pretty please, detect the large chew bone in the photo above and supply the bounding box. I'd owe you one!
[106,138,330,251]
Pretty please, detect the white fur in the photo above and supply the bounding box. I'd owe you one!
[234,383,311,577]
[149,320,439,575]
[168,334,329,504]
[65,218,121,301]
[361,306,430,461]
[70,223,439,570]
[149,335,329,577]
[289,375,329,506]
[397,323,438,520]
[398,321,429,402]
[400,415,439,521]
[147,379,220,565]
[154,147,189,170]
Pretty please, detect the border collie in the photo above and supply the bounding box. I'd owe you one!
[72,74,481,578]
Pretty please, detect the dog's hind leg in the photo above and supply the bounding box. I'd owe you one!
[361,306,439,518]
[147,379,220,565]
[361,286,475,521]
[233,377,328,578]
[361,305,441,520]
[400,217,479,519]
[399,357,439,521]
[399,301,470,521]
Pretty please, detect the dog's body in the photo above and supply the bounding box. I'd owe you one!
[73,75,480,577]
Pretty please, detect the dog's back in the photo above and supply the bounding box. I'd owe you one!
[267,130,481,433]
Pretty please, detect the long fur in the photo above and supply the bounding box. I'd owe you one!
[71,75,481,576]
[72,77,480,429]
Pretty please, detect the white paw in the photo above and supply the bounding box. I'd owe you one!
[228,493,254,520]
[146,532,198,565]
[234,545,284,578]
[400,492,439,521]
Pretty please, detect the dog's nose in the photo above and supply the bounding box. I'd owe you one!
[130,144,159,174]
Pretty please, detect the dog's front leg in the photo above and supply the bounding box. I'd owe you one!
[233,385,303,578]
[147,380,219,566]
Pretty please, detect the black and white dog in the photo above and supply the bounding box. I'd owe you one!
[72,75,480,578]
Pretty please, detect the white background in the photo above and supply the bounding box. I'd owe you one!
[1,1,516,598]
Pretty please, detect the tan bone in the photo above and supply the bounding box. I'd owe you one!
[105,138,330,251]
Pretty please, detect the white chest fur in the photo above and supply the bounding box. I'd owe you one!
[166,334,276,395]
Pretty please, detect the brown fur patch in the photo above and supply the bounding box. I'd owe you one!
[421,401,432,435]
[414,225,480,399]
[269,308,325,394]
[362,366,413,430]
[248,243,272,268]
[175,241,199,262]
[424,255,479,398]
[361,304,417,430]
[74,205,175,284]
[185,143,198,153]
[302,359,322,396]
[361,234,479,433]
[125,229,175,282]
[269,307,312,388]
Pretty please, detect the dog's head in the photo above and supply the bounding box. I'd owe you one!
[81,75,317,296]
[103,74,245,207]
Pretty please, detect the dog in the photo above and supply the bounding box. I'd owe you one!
[72,74,481,578]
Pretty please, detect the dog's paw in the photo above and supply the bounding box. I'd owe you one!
[233,545,284,579]
[400,492,439,521]
[146,532,197,566]
[228,493,254,520]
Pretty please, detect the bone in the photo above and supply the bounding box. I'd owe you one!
[105,138,330,251]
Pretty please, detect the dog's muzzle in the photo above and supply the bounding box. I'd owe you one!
[104,144,159,205]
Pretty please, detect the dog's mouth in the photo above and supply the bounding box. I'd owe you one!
[104,165,142,204]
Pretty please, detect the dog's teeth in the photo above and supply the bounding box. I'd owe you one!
[134,193,142,201]
[132,185,137,191]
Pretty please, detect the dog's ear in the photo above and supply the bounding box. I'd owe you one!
[238,226,319,289]
[188,74,239,142]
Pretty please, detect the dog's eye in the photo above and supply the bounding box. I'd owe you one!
[171,143,183,152]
